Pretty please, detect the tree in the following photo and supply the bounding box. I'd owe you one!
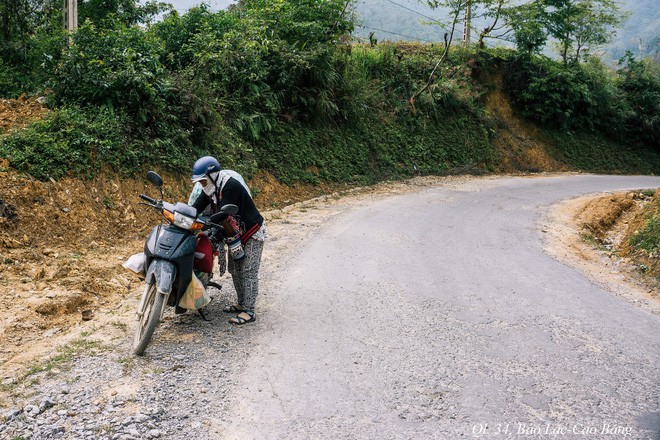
[0,0,65,96]
[477,0,506,50]
[616,51,660,146]
[501,1,548,55]
[78,0,171,26]
[409,0,466,111]
[410,0,507,110]
[233,0,354,47]
[546,0,627,64]
[503,0,628,64]
[0,0,59,51]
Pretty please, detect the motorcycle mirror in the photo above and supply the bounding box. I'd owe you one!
[220,204,238,216]
[146,171,163,188]
[209,205,239,224]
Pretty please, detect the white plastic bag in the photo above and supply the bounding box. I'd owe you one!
[122,253,146,276]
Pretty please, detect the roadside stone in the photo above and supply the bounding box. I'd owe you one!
[39,397,55,413]
[148,429,161,438]
[3,407,21,420]
[23,404,39,416]
[34,267,46,280]
[51,425,65,435]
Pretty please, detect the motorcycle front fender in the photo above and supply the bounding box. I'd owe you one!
[145,259,177,295]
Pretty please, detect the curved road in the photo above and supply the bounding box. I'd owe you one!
[221,175,660,440]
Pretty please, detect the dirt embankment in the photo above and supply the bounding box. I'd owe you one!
[544,190,660,314]
[481,71,566,174]
[576,190,660,280]
[0,96,47,133]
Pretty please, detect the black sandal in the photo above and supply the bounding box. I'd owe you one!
[223,304,243,313]
[229,311,255,325]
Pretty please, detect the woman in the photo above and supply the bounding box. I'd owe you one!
[190,156,267,325]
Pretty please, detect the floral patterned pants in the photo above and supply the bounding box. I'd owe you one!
[227,237,264,312]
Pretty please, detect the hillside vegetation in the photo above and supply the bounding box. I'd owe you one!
[352,0,659,62]
[0,0,658,187]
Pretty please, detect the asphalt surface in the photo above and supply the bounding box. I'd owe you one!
[221,175,660,440]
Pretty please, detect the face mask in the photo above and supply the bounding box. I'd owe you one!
[203,171,232,202]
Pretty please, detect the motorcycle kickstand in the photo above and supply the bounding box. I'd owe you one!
[206,281,222,290]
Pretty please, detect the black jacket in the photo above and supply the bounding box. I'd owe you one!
[192,177,263,243]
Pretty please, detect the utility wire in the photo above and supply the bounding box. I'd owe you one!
[171,8,220,13]
[359,25,437,43]
[380,0,445,26]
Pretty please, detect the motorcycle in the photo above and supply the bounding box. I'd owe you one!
[131,171,237,355]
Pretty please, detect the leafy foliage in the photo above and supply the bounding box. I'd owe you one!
[0,106,131,180]
[0,0,65,97]
[630,217,660,254]
[51,22,170,125]
[501,51,659,148]
[78,0,170,26]
[0,0,658,185]
[616,52,660,146]
[548,130,660,173]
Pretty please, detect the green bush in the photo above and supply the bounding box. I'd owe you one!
[0,104,205,179]
[0,16,66,98]
[0,107,130,180]
[548,130,660,174]
[502,52,660,148]
[2,4,657,186]
[152,6,239,71]
[51,21,170,125]
[616,52,660,148]
[254,106,494,185]
[0,61,26,98]
[630,216,660,254]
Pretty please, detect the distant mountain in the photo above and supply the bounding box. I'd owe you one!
[351,0,659,61]
[610,0,659,60]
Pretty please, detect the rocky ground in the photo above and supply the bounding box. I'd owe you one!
[0,96,46,134]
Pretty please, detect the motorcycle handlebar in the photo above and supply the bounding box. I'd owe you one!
[139,194,157,204]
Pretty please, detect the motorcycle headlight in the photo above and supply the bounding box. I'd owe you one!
[173,212,195,230]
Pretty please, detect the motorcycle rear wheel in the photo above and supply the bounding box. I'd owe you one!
[133,281,166,356]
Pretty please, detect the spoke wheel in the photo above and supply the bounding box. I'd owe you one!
[133,281,165,356]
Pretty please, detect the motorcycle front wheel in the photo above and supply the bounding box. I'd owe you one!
[133,281,166,356]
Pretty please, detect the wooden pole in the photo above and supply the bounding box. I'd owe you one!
[463,0,471,48]
[64,0,77,31]
[64,0,77,44]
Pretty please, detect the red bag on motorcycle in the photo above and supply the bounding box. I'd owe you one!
[194,234,214,273]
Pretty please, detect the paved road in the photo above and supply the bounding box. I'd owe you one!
[222,175,660,440]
